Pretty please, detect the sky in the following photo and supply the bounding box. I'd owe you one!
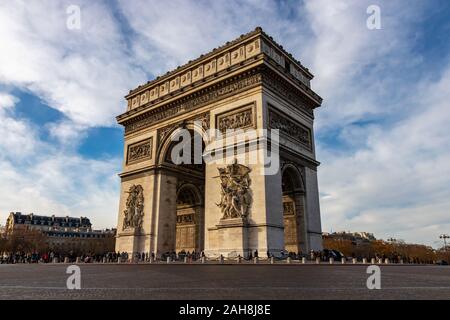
[0,0,449,248]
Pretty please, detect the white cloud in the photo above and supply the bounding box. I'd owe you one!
[319,64,450,246]
[0,1,448,248]
[0,91,120,229]
[0,93,40,158]
[0,93,18,110]
[0,0,147,133]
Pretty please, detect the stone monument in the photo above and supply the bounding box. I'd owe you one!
[115,27,323,258]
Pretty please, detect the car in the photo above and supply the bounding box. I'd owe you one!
[322,249,345,260]
[436,260,449,265]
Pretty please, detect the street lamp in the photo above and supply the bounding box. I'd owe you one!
[440,234,449,251]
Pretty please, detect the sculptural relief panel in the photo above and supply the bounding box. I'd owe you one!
[216,103,256,133]
[268,108,311,150]
[216,161,252,220]
[122,184,144,230]
[127,138,153,164]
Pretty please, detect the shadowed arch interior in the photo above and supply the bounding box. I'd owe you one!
[281,165,307,254]
[175,184,204,253]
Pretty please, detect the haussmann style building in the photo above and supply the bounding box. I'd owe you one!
[115,27,324,258]
[5,212,115,249]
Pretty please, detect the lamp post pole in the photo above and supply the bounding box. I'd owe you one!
[440,234,449,251]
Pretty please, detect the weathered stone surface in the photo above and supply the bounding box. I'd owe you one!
[115,28,323,258]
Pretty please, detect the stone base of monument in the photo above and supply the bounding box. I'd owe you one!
[208,217,250,258]
[115,227,143,257]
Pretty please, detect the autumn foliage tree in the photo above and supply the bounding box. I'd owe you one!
[323,235,445,263]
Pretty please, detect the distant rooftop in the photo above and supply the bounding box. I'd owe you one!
[9,212,91,227]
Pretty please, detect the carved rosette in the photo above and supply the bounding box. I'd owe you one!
[122,184,144,230]
[215,161,252,220]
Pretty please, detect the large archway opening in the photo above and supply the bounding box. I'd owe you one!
[176,184,203,253]
[161,128,206,256]
[281,166,307,255]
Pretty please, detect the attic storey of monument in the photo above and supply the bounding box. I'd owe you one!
[115,27,323,259]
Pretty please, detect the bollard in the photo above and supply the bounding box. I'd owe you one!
[253,257,258,264]
[371,258,376,264]
[315,257,320,264]
[270,257,274,264]
[149,256,154,264]
[76,257,81,264]
[286,257,292,264]
[302,257,306,264]
[329,257,334,264]
[117,257,121,264]
[53,257,59,264]
[103,257,107,264]
[352,258,357,264]
[184,257,188,264]
[362,258,367,264]
[378,258,383,264]
[64,257,70,264]
[400,259,404,264]
[341,257,346,264]
[201,256,206,264]
[166,256,171,264]
[385,258,389,264]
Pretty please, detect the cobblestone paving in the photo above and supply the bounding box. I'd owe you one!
[0,263,449,300]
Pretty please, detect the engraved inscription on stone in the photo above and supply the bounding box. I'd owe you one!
[127,138,152,164]
[216,104,255,133]
[177,214,195,225]
[269,109,311,149]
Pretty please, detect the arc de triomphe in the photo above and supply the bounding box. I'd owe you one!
[115,27,323,258]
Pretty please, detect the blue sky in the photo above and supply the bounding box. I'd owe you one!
[0,0,449,247]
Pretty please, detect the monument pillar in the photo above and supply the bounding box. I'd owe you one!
[152,171,178,256]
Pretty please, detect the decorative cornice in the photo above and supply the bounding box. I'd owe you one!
[119,66,322,136]
[122,68,263,135]
[123,27,317,113]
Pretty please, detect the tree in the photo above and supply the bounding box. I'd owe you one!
[323,238,354,257]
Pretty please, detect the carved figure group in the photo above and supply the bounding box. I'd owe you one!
[123,184,144,230]
[216,161,252,219]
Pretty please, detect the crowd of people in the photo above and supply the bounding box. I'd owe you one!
[0,249,442,264]
[0,251,120,264]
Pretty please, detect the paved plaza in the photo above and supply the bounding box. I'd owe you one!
[0,263,449,300]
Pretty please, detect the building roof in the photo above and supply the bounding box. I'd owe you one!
[9,212,91,228]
